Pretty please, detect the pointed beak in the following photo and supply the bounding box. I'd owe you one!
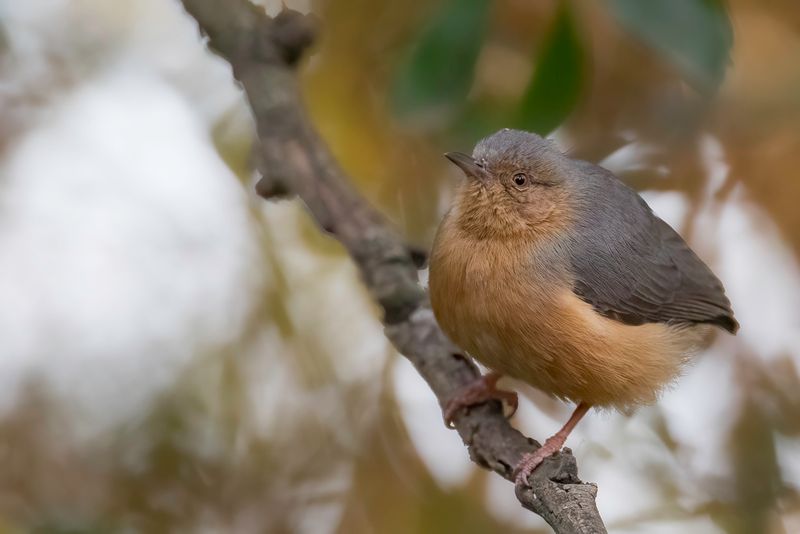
[444,152,489,182]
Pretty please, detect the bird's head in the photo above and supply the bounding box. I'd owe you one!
[445,129,574,240]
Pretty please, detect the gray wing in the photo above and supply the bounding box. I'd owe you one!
[567,162,738,334]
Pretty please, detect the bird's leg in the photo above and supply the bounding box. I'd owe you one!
[514,402,591,488]
[443,371,518,427]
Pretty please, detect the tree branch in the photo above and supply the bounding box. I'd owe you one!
[178,1,606,532]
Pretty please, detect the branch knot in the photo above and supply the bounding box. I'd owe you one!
[271,9,317,65]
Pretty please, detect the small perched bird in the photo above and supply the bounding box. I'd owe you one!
[429,129,737,486]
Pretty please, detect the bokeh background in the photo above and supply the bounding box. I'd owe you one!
[1,0,799,532]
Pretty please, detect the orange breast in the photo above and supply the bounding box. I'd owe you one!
[429,214,705,409]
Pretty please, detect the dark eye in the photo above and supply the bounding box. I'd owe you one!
[513,173,527,187]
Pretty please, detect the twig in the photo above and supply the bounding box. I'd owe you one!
[178,1,606,532]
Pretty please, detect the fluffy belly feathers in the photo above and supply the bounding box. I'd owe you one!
[429,230,705,409]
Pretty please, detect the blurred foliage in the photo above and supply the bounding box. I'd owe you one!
[389,0,731,138]
[390,0,491,127]
[608,0,733,92]
[515,1,585,135]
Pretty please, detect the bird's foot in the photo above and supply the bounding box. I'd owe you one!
[443,371,518,427]
[513,434,567,488]
[513,402,591,488]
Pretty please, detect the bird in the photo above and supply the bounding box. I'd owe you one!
[428,128,737,487]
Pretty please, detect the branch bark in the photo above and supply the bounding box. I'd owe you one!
[178,2,606,532]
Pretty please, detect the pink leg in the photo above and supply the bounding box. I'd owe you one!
[514,402,591,487]
[443,371,518,427]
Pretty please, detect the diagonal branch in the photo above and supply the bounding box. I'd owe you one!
[178,1,606,532]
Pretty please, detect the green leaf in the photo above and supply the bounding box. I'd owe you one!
[515,1,586,136]
[609,0,733,92]
[390,0,491,127]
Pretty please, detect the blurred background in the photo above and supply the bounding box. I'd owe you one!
[0,0,799,532]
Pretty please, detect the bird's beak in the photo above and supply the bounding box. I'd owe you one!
[444,152,490,183]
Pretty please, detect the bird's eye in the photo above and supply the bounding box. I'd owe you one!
[513,173,527,187]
